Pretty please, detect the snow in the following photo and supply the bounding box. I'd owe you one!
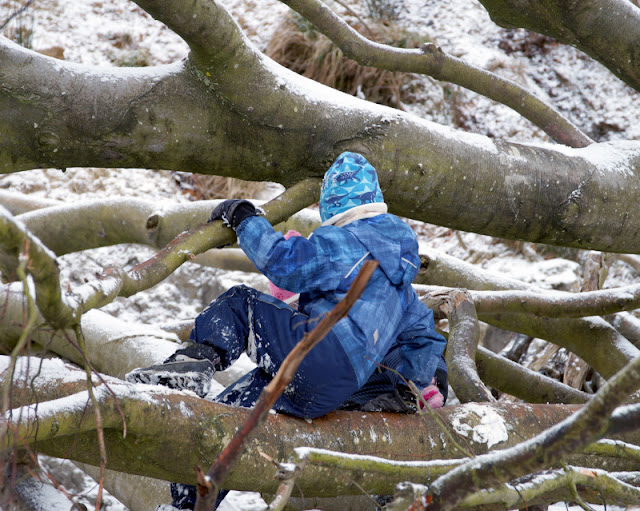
[450,403,509,449]
[2,0,640,508]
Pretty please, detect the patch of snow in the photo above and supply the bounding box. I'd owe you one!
[450,403,509,448]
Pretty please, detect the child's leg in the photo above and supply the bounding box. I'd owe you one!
[193,285,359,418]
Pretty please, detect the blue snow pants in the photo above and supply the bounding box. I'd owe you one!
[191,284,360,418]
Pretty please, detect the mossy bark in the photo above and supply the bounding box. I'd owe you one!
[2,2,640,252]
[6,360,640,498]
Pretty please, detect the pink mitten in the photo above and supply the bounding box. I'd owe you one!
[268,230,302,302]
[420,383,444,409]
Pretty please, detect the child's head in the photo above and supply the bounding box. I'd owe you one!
[319,152,384,224]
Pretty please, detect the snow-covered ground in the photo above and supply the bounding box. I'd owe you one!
[2,0,639,509]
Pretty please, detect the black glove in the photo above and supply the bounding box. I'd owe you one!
[209,199,262,231]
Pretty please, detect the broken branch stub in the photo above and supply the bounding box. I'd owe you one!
[438,289,495,403]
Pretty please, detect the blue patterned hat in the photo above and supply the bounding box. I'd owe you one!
[319,152,384,223]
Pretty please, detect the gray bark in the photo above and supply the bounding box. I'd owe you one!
[2,0,640,252]
[476,0,640,94]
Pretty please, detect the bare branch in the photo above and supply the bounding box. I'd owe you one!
[389,466,640,510]
[424,353,640,510]
[114,179,320,298]
[564,252,611,389]
[0,207,77,328]
[5,357,640,498]
[476,0,640,94]
[468,283,640,318]
[476,347,590,404]
[416,250,640,379]
[279,0,592,147]
[0,190,61,215]
[436,289,495,403]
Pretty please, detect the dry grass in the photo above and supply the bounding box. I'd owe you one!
[265,14,427,109]
[174,173,266,201]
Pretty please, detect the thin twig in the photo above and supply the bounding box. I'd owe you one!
[280,0,592,147]
[0,0,35,31]
[74,325,106,511]
[267,457,308,511]
[1,240,39,447]
[408,380,474,458]
[365,356,475,458]
[330,0,372,34]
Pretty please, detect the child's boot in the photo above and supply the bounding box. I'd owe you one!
[126,344,221,398]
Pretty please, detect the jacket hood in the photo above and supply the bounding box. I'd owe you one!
[343,214,420,287]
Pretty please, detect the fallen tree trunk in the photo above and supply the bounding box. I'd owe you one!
[4,356,640,499]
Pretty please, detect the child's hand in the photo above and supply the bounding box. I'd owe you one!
[209,200,262,231]
[419,381,444,409]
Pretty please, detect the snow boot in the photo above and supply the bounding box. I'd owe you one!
[126,354,217,398]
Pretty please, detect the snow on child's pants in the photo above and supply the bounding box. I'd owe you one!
[190,284,360,419]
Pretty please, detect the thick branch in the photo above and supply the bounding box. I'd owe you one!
[281,0,591,148]
[9,194,321,260]
[3,31,640,251]
[416,249,640,379]
[6,357,640,498]
[438,289,495,403]
[477,0,640,94]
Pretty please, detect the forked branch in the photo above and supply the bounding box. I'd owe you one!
[280,0,592,147]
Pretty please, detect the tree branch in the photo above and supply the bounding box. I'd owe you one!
[424,352,640,510]
[3,23,640,251]
[476,0,640,94]
[476,347,590,404]
[416,250,640,379]
[280,0,592,147]
[0,207,78,328]
[11,356,639,497]
[390,467,640,510]
[436,289,495,403]
[467,284,640,319]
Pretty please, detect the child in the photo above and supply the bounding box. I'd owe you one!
[129,152,448,510]
[128,151,447,417]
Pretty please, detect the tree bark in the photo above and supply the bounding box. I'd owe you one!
[5,356,640,498]
[476,0,640,94]
[3,2,640,252]
[416,250,640,379]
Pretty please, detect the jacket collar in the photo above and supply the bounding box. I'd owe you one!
[322,202,388,227]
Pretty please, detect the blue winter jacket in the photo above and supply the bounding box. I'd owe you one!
[236,213,447,389]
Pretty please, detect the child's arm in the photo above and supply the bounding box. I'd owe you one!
[393,291,448,389]
[236,216,345,293]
